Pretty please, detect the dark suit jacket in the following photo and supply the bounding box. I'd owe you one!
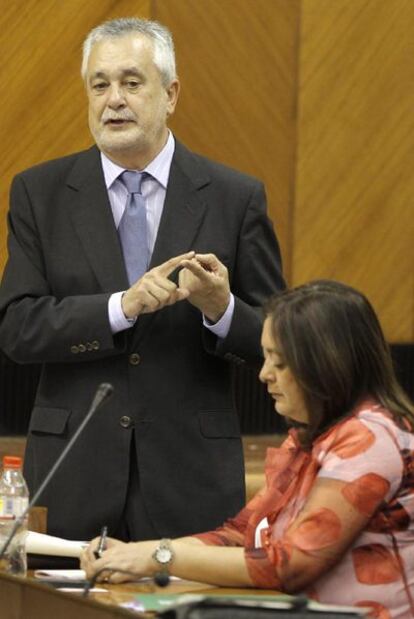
[0,141,284,540]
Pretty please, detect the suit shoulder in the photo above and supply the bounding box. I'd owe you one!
[14,146,98,184]
[174,141,263,189]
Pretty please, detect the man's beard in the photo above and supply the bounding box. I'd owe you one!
[92,125,145,153]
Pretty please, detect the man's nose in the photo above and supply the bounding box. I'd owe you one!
[107,84,126,107]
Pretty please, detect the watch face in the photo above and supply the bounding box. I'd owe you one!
[156,547,172,564]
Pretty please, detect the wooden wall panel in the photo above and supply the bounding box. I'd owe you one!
[1,1,413,343]
[294,0,414,341]
[155,0,300,273]
[0,0,298,277]
[0,0,151,264]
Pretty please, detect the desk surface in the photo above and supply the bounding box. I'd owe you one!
[0,570,280,619]
[86,577,275,610]
[3,571,366,618]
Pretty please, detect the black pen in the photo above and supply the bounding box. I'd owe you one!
[93,525,108,559]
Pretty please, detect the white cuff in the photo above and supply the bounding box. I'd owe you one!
[108,291,137,333]
[202,294,235,339]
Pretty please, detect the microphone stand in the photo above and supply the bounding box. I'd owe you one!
[0,383,113,562]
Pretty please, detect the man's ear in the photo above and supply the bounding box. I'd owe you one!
[166,79,180,116]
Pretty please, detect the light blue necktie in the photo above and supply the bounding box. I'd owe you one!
[118,170,149,285]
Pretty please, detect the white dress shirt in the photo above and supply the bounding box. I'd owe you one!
[101,132,234,337]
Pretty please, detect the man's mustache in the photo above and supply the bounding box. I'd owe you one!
[102,111,136,123]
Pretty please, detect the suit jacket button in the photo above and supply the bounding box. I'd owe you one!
[78,344,86,353]
[92,340,100,350]
[119,416,132,429]
[86,342,93,351]
[129,353,141,366]
[70,345,79,354]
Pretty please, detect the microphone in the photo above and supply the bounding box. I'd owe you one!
[0,382,114,562]
[154,570,170,587]
[83,566,170,597]
[88,383,114,413]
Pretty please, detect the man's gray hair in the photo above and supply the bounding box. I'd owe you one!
[81,17,177,85]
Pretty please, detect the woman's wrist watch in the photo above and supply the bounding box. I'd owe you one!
[152,538,175,569]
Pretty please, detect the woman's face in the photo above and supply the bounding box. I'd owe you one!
[259,317,310,424]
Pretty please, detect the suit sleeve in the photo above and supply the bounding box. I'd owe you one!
[0,174,125,364]
[204,181,285,365]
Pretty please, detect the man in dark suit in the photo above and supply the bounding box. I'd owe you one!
[0,17,284,541]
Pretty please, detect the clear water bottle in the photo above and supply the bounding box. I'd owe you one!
[0,455,29,576]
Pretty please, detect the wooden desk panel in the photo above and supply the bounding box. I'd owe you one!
[0,571,138,618]
[0,572,277,619]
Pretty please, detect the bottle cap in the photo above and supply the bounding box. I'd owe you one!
[3,456,23,469]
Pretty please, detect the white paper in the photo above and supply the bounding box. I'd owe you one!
[58,587,107,593]
[26,531,87,557]
[34,568,86,580]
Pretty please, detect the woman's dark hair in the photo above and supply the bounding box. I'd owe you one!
[264,280,414,446]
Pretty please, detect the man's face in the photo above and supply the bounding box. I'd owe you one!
[85,34,179,168]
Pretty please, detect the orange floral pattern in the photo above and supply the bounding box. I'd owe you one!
[342,474,390,516]
[356,601,391,619]
[352,544,401,584]
[290,508,342,552]
[196,400,414,617]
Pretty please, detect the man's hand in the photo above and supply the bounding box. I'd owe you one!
[179,253,230,322]
[121,251,195,319]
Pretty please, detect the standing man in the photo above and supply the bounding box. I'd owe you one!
[0,18,284,541]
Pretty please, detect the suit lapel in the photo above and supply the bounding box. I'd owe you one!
[134,141,210,341]
[62,143,211,342]
[66,147,129,292]
[150,143,209,269]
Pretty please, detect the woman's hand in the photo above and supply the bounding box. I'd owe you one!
[80,535,251,588]
[80,537,158,584]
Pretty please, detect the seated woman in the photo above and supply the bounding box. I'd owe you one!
[81,280,414,618]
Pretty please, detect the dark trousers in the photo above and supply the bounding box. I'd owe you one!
[114,433,159,541]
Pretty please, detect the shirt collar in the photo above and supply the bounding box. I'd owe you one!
[100,131,175,190]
